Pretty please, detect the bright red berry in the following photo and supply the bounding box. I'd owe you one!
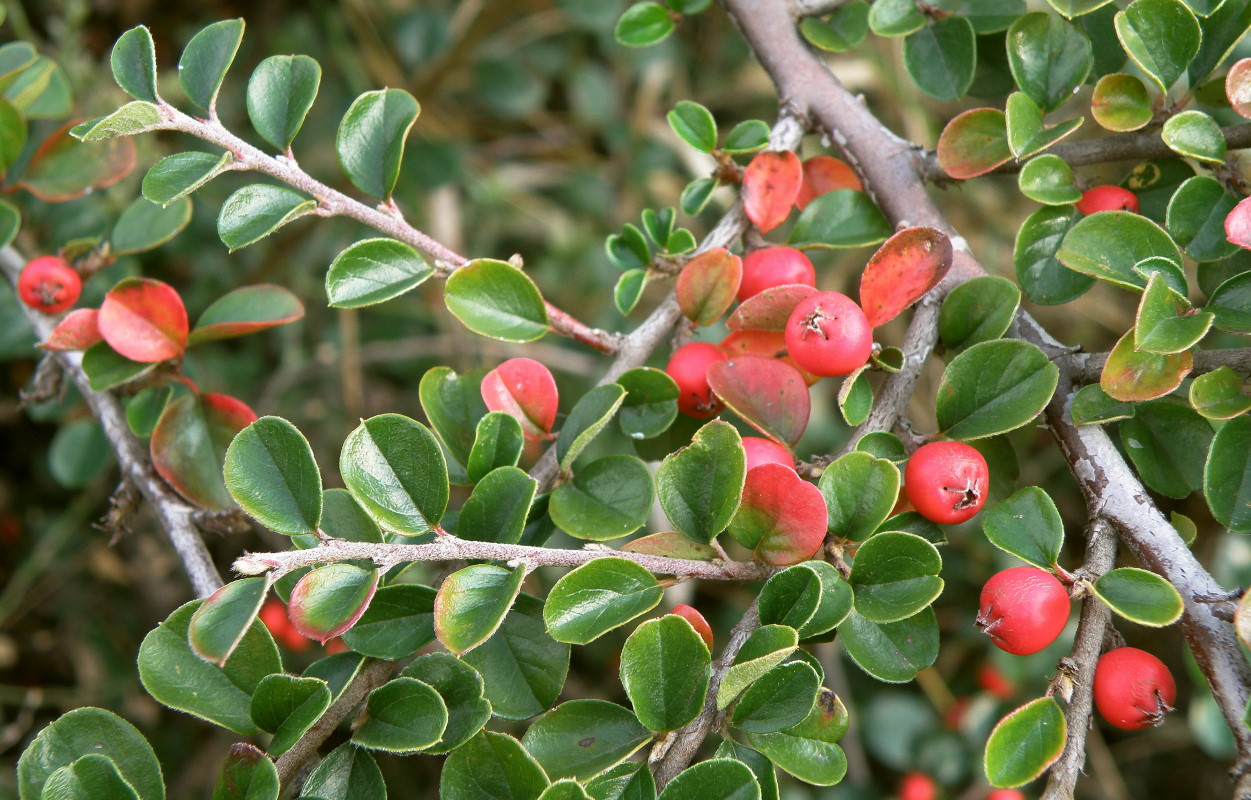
[783,291,872,377]
[986,790,1026,800]
[671,604,714,649]
[18,256,81,314]
[737,246,816,302]
[903,441,989,524]
[259,598,311,652]
[1094,647,1176,730]
[897,771,938,800]
[977,567,1070,655]
[666,341,727,418]
[1076,185,1138,215]
[977,662,1015,700]
[743,436,794,472]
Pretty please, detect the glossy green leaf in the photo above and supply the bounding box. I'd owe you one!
[109,196,192,257]
[434,564,525,655]
[189,284,304,345]
[125,385,171,438]
[1092,73,1152,131]
[179,19,244,113]
[442,732,549,800]
[904,17,977,101]
[467,411,523,482]
[458,466,536,544]
[142,151,233,207]
[657,420,745,544]
[326,238,433,308]
[1005,92,1084,160]
[399,653,492,754]
[981,486,1065,568]
[1205,416,1251,531]
[745,699,849,786]
[419,366,488,471]
[337,87,420,199]
[1092,567,1184,626]
[849,532,944,623]
[616,367,679,440]
[786,189,892,250]
[839,607,939,683]
[1209,272,1251,333]
[545,559,663,645]
[731,661,821,733]
[1014,204,1092,304]
[667,101,716,153]
[247,55,321,151]
[1161,110,1227,163]
[288,564,378,644]
[299,743,386,800]
[936,108,1013,180]
[939,276,1020,353]
[1048,0,1115,16]
[1134,273,1213,354]
[984,698,1067,788]
[870,0,926,36]
[722,119,769,154]
[1018,154,1081,206]
[658,760,759,800]
[615,2,675,47]
[1190,367,1251,420]
[551,455,653,541]
[680,177,718,215]
[819,451,899,542]
[523,700,652,779]
[340,413,448,536]
[211,744,278,800]
[1007,12,1093,112]
[111,26,158,102]
[462,593,569,720]
[1101,330,1193,401]
[717,625,799,709]
[225,416,322,536]
[558,384,626,470]
[70,101,162,141]
[585,762,656,800]
[249,674,331,756]
[189,576,271,667]
[82,342,157,391]
[352,677,448,753]
[1168,176,1240,262]
[445,259,549,342]
[1115,0,1201,91]
[340,584,435,659]
[621,615,711,732]
[541,783,594,800]
[1189,0,1251,85]
[615,269,648,315]
[17,708,164,800]
[798,562,855,638]
[217,184,315,252]
[936,340,1059,440]
[801,3,870,52]
[758,563,823,631]
[40,755,140,800]
[607,224,650,270]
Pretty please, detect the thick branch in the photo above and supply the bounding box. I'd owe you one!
[0,246,223,598]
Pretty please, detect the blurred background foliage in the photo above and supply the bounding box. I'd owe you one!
[2,1,1250,798]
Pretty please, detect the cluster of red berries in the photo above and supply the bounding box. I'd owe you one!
[17,255,81,314]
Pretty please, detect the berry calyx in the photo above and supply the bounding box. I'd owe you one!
[1076,185,1139,215]
[1093,647,1176,730]
[782,290,873,377]
[743,436,794,472]
[671,604,714,649]
[897,771,938,800]
[666,341,727,418]
[18,256,81,314]
[977,566,1070,655]
[737,246,816,302]
[903,441,989,524]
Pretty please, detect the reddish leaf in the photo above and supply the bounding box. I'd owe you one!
[480,357,558,441]
[721,330,819,386]
[17,120,136,202]
[706,356,810,446]
[99,277,189,363]
[1227,196,1251,250]
[727,284,818,331]
[743,150,803,234]
[727,463,827,566]
[936,108,1012,180]
[1228,58,1251,119]
[621,531,719,560]
[188,284,306,345]
[288,564,379,644]
[859,227,953,327]
[796,156,863,210]
[1100,330,1193,402]
[40,308,102,351]
[676,247,742,327]
[151,392,257,509]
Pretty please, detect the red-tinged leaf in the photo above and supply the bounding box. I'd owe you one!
[16,120,136,201]
[151,392,257,509]
[1228,58,1251,119]
[288,564,379,644]
[480,357,558,441]
[796,155,863,210]
[859,227,954,327]
[621,530,719,560]
[676,247,742,327]
[706,356,810,447]
[99,277,189,362]
[743,150,803,234]
[40,308,101,351]
[727,284,818,331]
[936,108,1012,180]
[189,284,305,345]
[721,329,788,358]
[1100,330,1193,402]
[727,463,827,566]
[1227,196,1251,250]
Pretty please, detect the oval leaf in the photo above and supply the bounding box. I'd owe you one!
[247,54,321,151]
[981,486,1065,568]
[859,226,953,328]
[434,564,526,655]
[445,259,549,342]
[936,339,1059,440]
[190,576,272,667]
[325,238,433,309]
[352,677,449,753]
[544,559,663,645]
[984,698,1067,788]
[707,356,810,447]
[340,413,449,536]
[743,150,802,234]
[657,420,746,544]
[522,700,652,779]
[99,277,188,363]
[337,88,420,199]
[1092,567,1184,626]
[849,532,944,623]
[727,463,827,566]
[288,564,379,644]
[621,615,711,732]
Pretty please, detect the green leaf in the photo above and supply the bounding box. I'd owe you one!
[17,708,164,800]
[138,599,280,734]
[936,340,1059,440]
[1115,0,1201,92]
[1014,205,1092,304]
[819,451,900,542]
[1005,92,1084,159]
[797,562,855,638]
[111,26,158,102]
[680,177,718,214]
[125,385,171,438]
[1134,273,1213,354]
[1092,73,1153,131]
[399,653,492,754]
[71,101,163,141]
[1018,154,1082,206]
[224,416,322,536]
[667,101,716,153]
[544,559,663,645]
[937,108,1013,180]
[142,151,233,207]
[1121,400,1211,497]
[419,366,488,471]
[434,564,526,655]
[288,564,378,644]
[551,455,654,541]
[352,677,448,753]
[839,607,939,683]
[247,55,321,151]
[981,486,1065,569]
[615,269,649,315]
[607,224,650,270]
[744,701,849,786]
[1204,416,1251,531]
[615,2,676,47]
[617,367,679,440]
[1161,110,1227,163]
[189,576,271,667]
[467,411,524,482]
[337,87,420,199]
[110,196,192,256]
[657,420,745,544]
[585,762,656,800]
[731,661,821,733]
[217,184,315,252]
[717,625,799,709]
[1100,329,1193,402]
[541,781,594,800]
[1007,12,1093,112]
[0,198,18,248]
[82,342,157,392]
[1209,272,1251,333]
[440,732,550,800]
[801,3,871,52]
[642,208,676,249]
[984,698,1067,788]
[658,759,760,800]
[40,755,140,800]
[1167,176,1240,262]
[620,615,711,732]
[1188,0,1251,85]
[249,674,331,756]
[786,189,892,250]
[849,532,944,623]
[179,19,244,113]
[1092,567,1184,626]
[340,413,448,536]
[1048,0,1114,16]
[938,276,1021,353]
[340,583,436,659]
[523,700,652,779]
[1190,367,1251,420]
[904,17,977,101]
[462,593,570,720]
[558,384,626,470]
[445,259,549,342]
[870,0,927,36]
[723,119,770,155]
[188,284,304,345]
[458,466,536,544]
[300,743,386,800]
[758,564,823,631]
[325,238,433,308]
[212,744,278,800]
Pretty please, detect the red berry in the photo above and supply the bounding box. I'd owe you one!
[783,291,872,377]
[18,256,81,314]
[1076,185,1139,215]
[977,662,1015,700]
[986,791,1026,800]
[1093,647,1176,730]
[737,246,816,302]
[743,436,794,472]
[671,604,714,649]
[903,441,989,524]
[259,599,311,652]
[898,771,938,800]
[977,567,1070,655]
[666,341,727,418]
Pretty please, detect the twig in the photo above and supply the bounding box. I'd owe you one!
[790,0,865,15]
[1067,347,1251,385]
[0,246,223,598]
